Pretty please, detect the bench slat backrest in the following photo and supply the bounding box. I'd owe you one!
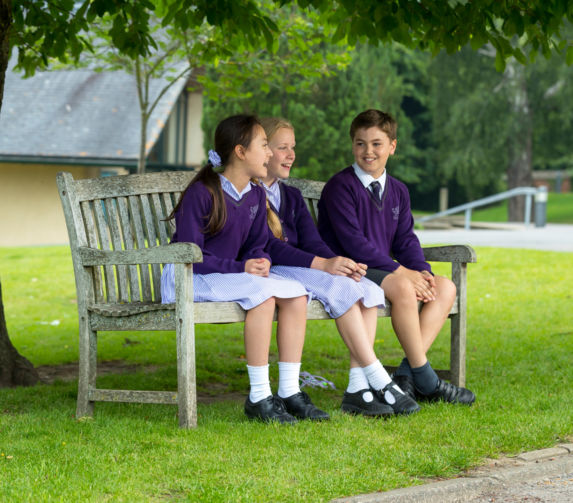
[58,172,326,305]
[283,178,325,224]
[58,171,196,305]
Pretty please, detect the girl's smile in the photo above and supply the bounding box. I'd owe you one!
[262,127,296,186]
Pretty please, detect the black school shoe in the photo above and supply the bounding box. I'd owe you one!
[280,391,330,421]
[417,378,476,405]
[394,374,475,406]
[341,389,394,417]
[244,395,298,424]
[372,382,421,415]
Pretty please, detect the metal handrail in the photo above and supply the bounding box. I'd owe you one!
[415,186,548,230]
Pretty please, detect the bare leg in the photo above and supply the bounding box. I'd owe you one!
[418,276,456,353]
[381,274,427,368]
[275,296,307,362]
[336,304,378,368]
[244,297,276,366]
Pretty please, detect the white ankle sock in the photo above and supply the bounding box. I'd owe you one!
[247,364,272,403]
[277,361,301,399]
[346,367,370,393]
[362,359,392,391]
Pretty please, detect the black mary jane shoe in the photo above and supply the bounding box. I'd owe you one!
[244,395,298,424]
[391,374,417,402]
[280,391,330,421]
[372,381,421,415]
[341,389,394,417]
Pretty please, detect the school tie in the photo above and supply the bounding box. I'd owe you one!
[370,181,382,203]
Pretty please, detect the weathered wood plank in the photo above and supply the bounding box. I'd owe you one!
[80,201,105,303]
[73,171,196,200]
[422,245,477,264]
[93,198,118,302]
[140,194,162,301]
[175,263,197,428]
[151,193,170,246]
[116,196,141,301]
[78,243,202,266]
[88,389,178,404]
[129,195,153,301]
[105,198,129,302]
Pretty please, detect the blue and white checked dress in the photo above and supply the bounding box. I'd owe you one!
[270,266,384,318]
[161,176,308,307]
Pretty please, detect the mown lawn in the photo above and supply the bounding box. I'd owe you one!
[0,245,572,502]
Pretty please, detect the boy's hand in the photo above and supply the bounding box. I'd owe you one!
[395,266,436,302]
[245,258,270,277]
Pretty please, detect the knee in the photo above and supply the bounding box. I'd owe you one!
[384,276,417,304]
[436,276,456,303]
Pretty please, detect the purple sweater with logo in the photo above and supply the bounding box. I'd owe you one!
[171,181,271,274]
[317,166,431,273]
[266,182,336,267]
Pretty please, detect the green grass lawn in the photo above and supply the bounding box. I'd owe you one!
[1,246,572,502]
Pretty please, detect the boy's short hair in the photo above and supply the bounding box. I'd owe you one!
[350,109,397,141]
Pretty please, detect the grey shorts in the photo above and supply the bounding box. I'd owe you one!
[364,268,393,286]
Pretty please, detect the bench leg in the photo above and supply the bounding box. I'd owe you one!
[77,317,97,419]
[450,263,467,387]
[175,264,197,428]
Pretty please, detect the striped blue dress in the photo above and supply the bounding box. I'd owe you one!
[263,180,385,318]
[161,176,308,307]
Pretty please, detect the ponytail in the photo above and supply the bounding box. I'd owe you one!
[266,199,285,241]
[250,177,285,241]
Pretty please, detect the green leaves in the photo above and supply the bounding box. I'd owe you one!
[567,45,573,65]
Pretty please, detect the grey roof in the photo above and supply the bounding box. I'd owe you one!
[0,57,187,162]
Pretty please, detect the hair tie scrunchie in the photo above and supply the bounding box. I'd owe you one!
[208,149,222,167]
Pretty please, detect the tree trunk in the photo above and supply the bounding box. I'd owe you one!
[0,280,40,387]
[505,61,533,222]
[0,3,39,387]
[0,0,12,114]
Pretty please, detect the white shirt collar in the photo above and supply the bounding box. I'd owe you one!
[219,174,253,201]
[352,162,387,193]
[261,179,281,211]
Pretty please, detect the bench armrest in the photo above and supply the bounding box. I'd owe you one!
[422,245,477,263]
[78,242,203,266]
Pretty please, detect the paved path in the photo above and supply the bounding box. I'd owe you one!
[332,445,573,503]
[415,224,573,252]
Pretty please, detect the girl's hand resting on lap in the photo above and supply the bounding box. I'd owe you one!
[245,258,271,277]
[311,256,367,282]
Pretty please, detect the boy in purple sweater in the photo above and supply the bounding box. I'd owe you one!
[318,109,475,405]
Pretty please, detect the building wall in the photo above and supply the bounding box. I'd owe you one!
[0,163,121,247]
[185,92,204,167]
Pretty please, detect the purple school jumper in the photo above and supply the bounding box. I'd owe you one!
[265,181,385,318]
[160,180,308,307]
[317,167,431,274]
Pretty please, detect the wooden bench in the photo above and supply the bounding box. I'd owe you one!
[57,171,477,428]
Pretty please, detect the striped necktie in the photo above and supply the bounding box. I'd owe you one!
[370,181,382,203]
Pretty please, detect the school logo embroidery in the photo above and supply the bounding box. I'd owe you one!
[249,204,259,221]
[392,206,400,220]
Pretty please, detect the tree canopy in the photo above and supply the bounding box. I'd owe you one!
[9,1,573,75]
